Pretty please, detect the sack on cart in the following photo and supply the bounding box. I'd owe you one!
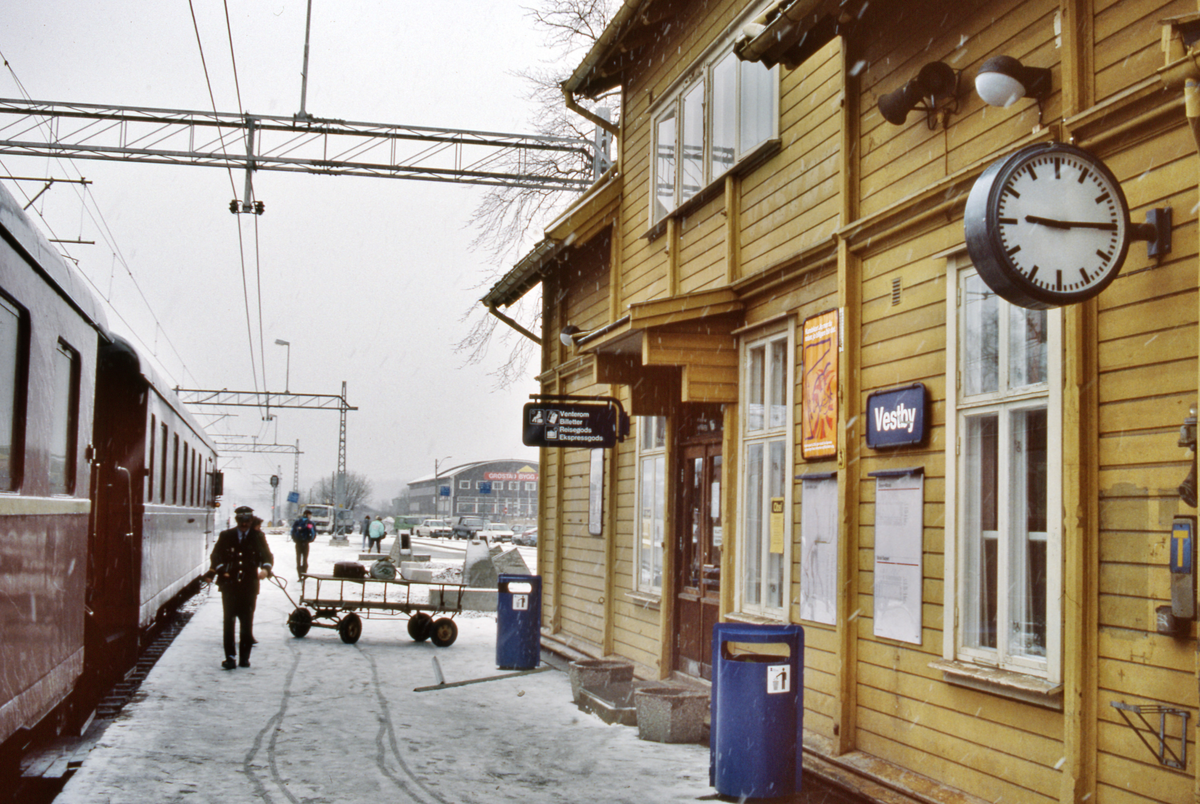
[333,561,367,579]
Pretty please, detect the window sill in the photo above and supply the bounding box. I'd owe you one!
[626,591,661,611]
[929,659,1063,710]
[724,610,786,625]
[643,137,782,242]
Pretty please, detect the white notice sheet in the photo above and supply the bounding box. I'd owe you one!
[873,471,924,644]
[800,476,838,625]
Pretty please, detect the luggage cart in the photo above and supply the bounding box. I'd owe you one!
[283,573,467,647]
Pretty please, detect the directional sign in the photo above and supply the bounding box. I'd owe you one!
[523,402,619,448]
[287,491,300,504]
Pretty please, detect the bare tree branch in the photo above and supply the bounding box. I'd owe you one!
[457,0,619,389]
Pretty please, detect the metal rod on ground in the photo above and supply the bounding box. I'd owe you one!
[413,665,551,693]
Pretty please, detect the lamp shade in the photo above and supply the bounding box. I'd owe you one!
[975,55,1051,107]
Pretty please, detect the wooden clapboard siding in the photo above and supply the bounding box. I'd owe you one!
[1094,0,1191,102]
[740,39,843,274]
[678,198,728,294]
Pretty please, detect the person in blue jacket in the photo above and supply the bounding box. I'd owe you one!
[291,509,316,576]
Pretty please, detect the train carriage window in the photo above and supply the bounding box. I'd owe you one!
[148,414,156,502]
[49,340,80,494]
[172,434,179,504]
[160,423,168,503]
[0,296,26,490]
[181,442,188,506]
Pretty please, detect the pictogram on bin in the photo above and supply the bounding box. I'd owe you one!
[710,623,804,799]
[496,574,541,669]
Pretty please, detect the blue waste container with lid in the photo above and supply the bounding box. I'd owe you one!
[496,574,541,669]
[710,623,804,799]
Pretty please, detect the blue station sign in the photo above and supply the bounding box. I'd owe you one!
[865,383,928,449]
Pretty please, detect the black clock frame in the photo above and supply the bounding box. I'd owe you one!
[964,141,1131,310]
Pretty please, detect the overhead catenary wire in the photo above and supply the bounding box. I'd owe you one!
[0,51,203,389]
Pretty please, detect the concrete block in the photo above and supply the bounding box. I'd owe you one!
[428,587,498,612]
[634,687,708,744]
[569,659,635,705]
[400,565,435,583]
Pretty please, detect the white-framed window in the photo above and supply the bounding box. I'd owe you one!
[635,416,667,596]
[739,327,793,617]
[459,480,470,489]
[945,263,1062,682]
[650,15,779,225]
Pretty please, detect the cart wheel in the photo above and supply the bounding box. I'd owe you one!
[407,613,433,642]
[338,612,363,644]
[429,617,458,647]
[288,607,313,638]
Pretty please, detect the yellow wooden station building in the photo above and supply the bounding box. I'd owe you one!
[484,1,1200,801]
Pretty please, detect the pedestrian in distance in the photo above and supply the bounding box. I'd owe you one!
[204,506,274,670]
[368,515,386,552]
[291,509,317,576]
[362,515,371,550]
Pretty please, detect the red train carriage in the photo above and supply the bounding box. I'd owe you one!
[0,182,218,762]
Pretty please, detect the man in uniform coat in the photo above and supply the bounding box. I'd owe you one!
[205,505,274,669]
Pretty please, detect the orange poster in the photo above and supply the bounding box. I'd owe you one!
[802,310,838,459]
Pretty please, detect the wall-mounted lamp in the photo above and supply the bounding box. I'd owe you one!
[559,325,581,347]
[877,61,960,129]
[974,55,1051,108]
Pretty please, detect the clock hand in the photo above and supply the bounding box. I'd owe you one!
[1024,214,1117,231]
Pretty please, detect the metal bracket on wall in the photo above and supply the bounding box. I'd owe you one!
[1110,701,1189,770]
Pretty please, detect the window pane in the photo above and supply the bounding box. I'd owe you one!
[769,339,787,429]
[1009,306,1047,389]
[1009,407,1048,659]
[766,439,786,609]
[743,442,764,605]
[964,413,998,650]
[747,345,765,431]
[654,111,677,222]
[0,299,20,489]
[681,81,705,204]
[49,343,77,494]
[711,54,737,177]
[739,60,774,153]
[963,273,998,396]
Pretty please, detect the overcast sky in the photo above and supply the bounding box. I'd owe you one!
[0,1,580,515]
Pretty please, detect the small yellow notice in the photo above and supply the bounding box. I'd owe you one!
[770,497,785,553]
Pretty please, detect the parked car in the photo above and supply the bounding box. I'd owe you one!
[513,528,538,546]
[415,518,452,538]
[480,522,514,542]
[394,515,424,537]
[452,516,487,540]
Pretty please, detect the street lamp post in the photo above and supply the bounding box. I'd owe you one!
[275,338,291,393]
[434,455,452,518]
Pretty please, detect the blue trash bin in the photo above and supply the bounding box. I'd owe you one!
[496,574,541,669]
[710,623,804,799]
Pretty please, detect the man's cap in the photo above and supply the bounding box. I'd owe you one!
[303,509,311,516]
[234,505,254,516]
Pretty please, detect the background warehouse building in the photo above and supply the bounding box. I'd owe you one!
[405,459,539,523]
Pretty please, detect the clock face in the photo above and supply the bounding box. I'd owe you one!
[965,142,1130,309]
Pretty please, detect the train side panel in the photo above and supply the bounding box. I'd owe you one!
[0,194,99,747]
[140,387,214,627]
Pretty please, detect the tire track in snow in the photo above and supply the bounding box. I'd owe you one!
[360,647,453,804]
[243,638,302,804]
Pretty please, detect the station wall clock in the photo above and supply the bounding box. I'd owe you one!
[964,141,1130,310]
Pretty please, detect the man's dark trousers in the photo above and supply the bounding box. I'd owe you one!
[222,585,258,663]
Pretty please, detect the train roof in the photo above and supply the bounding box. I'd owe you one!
[0,181,109,332]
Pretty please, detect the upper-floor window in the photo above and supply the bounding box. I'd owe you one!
[0,296,24,491]
[947,264,1062,683]
[651,46,778,225]
[49,340,80,495]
